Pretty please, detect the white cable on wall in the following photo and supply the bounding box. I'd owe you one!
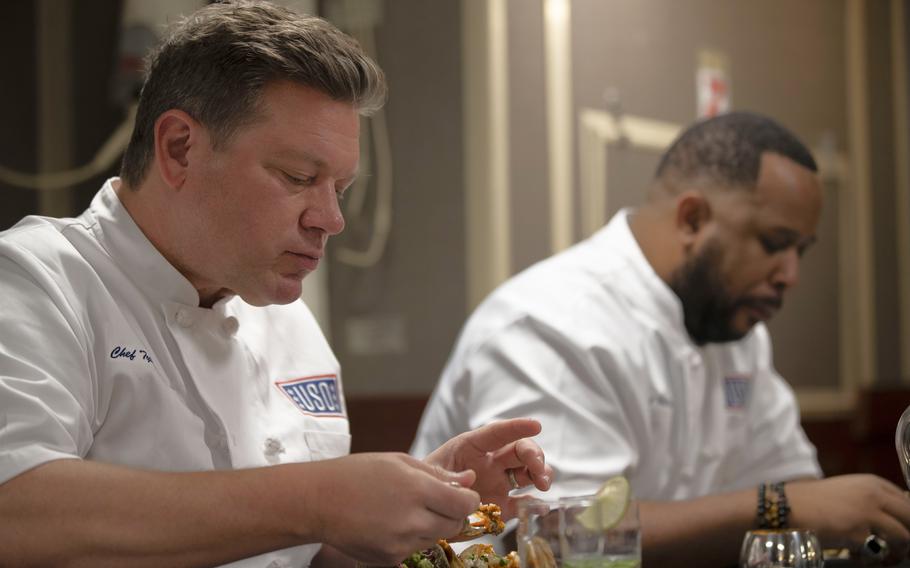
[336,84,394,267]
[2,0,394,275]
[1,0,203,194]
[325,1,394,270]
[0,103,136,192]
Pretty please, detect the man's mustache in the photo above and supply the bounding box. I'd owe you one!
[738,296,784,312]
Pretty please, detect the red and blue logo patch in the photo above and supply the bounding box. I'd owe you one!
[276,374,345,417]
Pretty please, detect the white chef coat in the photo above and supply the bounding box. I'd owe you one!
[412,209,821,501]
[0,178,348,567]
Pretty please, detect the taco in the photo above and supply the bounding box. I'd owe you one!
[397,504,517,568]
[398,541,519,568]
[399,542,452,568]
[454,503,506,542]
[455,543,520,568]
[469,504,505,536]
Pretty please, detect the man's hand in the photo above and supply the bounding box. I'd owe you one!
[423,418,553,518]
[788,474,910,564]
[307,453,480,566]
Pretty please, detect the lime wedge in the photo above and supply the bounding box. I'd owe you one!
[575,476,631,531]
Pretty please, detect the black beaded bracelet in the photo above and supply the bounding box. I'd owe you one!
[757,481,789,529]
[771,481,790,528]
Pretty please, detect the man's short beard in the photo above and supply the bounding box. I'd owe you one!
[668,241,746,345]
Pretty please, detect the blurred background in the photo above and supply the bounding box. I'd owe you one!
[2,0,909,486]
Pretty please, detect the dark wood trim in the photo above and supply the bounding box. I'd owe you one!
[346,389,910,489]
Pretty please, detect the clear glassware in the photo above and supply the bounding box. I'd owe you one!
[517,495,641,568]
[896,404,910,489]
[739,529,823,568]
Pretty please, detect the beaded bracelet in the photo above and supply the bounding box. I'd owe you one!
[756,481,789,529]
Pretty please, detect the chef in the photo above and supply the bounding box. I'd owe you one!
[0,3,552,567]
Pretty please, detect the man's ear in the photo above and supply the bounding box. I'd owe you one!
[675,190,712,245]
[153,109,201,190]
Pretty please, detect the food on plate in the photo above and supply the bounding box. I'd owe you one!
[400,541,519,568]
[397,504,516,568]
[454,543,519,568]
[521,536,556,568]
[463,503,506,538]
[400,542,451,568]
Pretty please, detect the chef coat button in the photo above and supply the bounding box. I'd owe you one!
[222,316,239,337]
[175,309,194,328]
[264,437,285,457]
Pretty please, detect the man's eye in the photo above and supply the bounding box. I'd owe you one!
[759,236,790,254]
[283,172,315,186]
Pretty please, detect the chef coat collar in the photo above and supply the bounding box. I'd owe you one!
[88,178,209,309]
[594,209,695,348]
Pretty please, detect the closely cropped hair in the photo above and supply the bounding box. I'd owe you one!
[654,111,817,192]
[120,0,386,189]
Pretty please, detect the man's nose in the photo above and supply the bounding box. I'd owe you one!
[772,248,800,290]
[300,183,345,236]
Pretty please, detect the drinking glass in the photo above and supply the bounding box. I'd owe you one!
[517,495,641,568]
[739,529,823,568]
[895,403,910,489]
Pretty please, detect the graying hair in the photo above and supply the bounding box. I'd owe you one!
[120,0,386,189]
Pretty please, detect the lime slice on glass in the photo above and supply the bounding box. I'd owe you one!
[575,475,631,531]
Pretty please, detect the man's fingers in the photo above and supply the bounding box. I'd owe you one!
[868,515,910,564]
[882,489,910,529]
[529,465,553,490]
[404,457,481,519]
[499,494,538,519]
[412,454,475,486]
[507,464,552,491]
[439,468,477,489]
[424,478,480,522]
[485,438,553,491]
[507,439,553,490]
[492,438,550,475]
[490,437,540,466]
[461,418,542,454]
[509,467,534,488]
[412,508,463,549]
[516,438,547,473]
[879,478,910,505]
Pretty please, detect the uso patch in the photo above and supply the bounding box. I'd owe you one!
[723,375,752,409]
[276,374,345,417]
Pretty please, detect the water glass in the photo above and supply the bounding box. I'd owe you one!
[518,495,641,568]
[739,529,823,568]
[895,403,910,489]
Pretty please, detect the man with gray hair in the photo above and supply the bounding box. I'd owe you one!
[413,112,910,566]
[0,2,551,566]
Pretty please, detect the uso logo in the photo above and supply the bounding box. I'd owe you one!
[276,375,345,417]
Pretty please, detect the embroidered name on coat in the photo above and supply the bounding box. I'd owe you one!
[723,375,752,409]
[110,345,153,364]
[276,375,344,417]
